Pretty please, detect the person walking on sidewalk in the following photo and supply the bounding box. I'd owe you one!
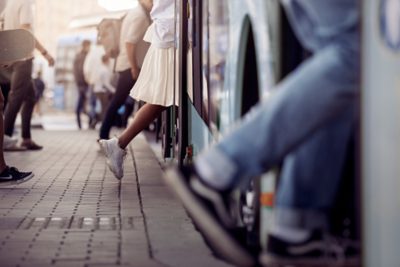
[1,0,55,151]
[99,0,177,179]
[83,45,106,129]
[0,28,34,186]
[93,55,115,122]
[0,90,33,185]
[166,0,360,267]
[73,40,91,130]
[99,0,152,140]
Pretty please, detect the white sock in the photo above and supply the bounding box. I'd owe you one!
[270,224,311,243]
[194,149,237,190]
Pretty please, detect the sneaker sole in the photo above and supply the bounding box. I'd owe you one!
[260,253,361,267]
[165,168,256,267]
[0,173,34,187]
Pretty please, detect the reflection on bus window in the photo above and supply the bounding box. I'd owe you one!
[203,0,229,132]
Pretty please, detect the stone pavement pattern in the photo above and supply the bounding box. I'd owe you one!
[0,130,232,267]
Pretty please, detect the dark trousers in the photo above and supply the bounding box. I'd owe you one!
[76,85,89,129]
[99,69,135,139]
[4,59,35,139]
[0,83,10,110]
[121,96,134,127]
[95,92,111,122]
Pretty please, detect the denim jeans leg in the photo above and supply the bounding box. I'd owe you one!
[196,36,359,190]
[274,108,356,230]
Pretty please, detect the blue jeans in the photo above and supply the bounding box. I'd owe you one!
[196,0,360,229]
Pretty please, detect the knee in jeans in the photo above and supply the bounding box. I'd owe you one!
[333,37,360,71]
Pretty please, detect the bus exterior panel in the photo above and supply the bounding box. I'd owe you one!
[187,0,280,152]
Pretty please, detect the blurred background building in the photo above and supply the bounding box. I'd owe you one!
[31,0,138,111]
[0,0,134,112]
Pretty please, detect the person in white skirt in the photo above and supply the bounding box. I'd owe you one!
[99,0,177,179]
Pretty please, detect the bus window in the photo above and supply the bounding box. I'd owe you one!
[204,0,229,131]
[188,0,229,131]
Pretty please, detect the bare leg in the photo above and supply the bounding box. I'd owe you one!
[118,103,166,149]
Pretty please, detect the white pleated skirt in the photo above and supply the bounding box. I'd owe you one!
[130,43,178,107]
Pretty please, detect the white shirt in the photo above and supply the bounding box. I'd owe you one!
[115,6,151,72]
[93,64,115,94]
[1,0,34,31]
[83,45,105,85]
[147,0,175,48]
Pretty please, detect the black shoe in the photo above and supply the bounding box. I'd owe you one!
[0,166,34,186]
[260,231,361,267]
[20,140,43,150]
[165,165,256,267]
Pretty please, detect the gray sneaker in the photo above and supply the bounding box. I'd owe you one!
[99,138,127,179]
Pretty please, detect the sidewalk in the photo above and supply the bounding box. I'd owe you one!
[0,129,232,267]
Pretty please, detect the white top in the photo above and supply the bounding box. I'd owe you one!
[93,64,115,94]
[115,6,151,72]
[1,0,34,31]
[147,0,175,48]
[83,45,105,85]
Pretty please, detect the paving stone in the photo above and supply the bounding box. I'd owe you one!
[0,130,233,267]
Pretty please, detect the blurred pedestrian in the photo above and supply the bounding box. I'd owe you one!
[93,55,115,123]
[99,0,152,140]
[33,70,45,116]
[0,89,33,185]
[1,0,55,151]
[0,16,34,185]
[73,40,91,129]
[83,45,106,129]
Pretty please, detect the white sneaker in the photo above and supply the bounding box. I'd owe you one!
[99,137,127,179]
[3,135,18,149]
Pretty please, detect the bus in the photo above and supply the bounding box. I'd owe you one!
[163,0,400,266]
[168,0,324,255]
